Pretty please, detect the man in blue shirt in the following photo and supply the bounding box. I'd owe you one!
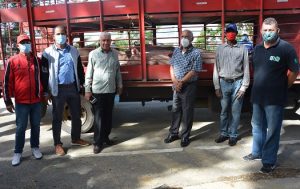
[41,25,90,156]
[239,34,253,54]
[164,30,202,147]
[243,18,299,173]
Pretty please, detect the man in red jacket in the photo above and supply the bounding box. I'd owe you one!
[3,34,45,166]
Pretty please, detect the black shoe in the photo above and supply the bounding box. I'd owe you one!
[180,138,190,147]
[228,137,237,146]
[93,145,103,154]
[215,135,229,143]
[104,138,115,146]
[260,164,276,174]
[164,134,180,143]
[243,153,262,161]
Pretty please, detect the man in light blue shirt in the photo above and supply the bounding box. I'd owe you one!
[41,25,90,156]
[57,46,75,84]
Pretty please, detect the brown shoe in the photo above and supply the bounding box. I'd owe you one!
[71,139,91,146]
[55,144,65,156]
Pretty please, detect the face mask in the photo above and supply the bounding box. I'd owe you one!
[262,31,278,43]
[226,32,237,41]
[181,38,190,48]
[19,43,31,53]
[55,35,67,45]
[241,36,248,42]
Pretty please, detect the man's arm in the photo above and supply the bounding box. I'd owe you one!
[77,56,85,86]
[116,60,123,95]
[213,48,222,98]
[288,71,298,88]
[40,53,49,96]
[84,52,94,100]
[240,47,250,92]
[286,48,300,88]
[3,60,14,113]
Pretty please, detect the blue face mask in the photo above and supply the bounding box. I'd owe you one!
[262,31,278,43]
[19,43,31,53]
[241,35,249,42]
[55,35,67,45]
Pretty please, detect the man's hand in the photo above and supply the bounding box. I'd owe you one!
[235,90,245,99]
[175,80,183,92]
[6,104,15,113]
[85,92,92,101]
[44,95,52,104]
[215,89,222,98]
[117,87,123,95]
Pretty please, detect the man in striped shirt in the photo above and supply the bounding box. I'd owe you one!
[164,30,202,147]
[213,23,250,146]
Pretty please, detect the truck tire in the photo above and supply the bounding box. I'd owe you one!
[62,96,94,133]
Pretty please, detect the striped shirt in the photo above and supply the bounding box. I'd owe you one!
[170,46,202,82]
[213,43,250,92]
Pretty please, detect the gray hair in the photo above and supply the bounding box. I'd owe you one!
[100,32,111,39]
[182,30,194,39]
[263,17,278,28]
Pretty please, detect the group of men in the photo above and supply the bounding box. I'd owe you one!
[163,17,299,174]
[3,26,122,166]
[3,17,299,174]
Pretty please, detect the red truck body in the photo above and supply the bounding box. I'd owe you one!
[0,0,299,110]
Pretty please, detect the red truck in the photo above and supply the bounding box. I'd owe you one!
[1,0,300,133]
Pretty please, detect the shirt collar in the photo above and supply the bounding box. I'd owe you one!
[225,41,240,47]
[99,47,112,53]
[54,44,70,51]
[180,45,194,53]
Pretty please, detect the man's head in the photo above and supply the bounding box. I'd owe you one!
[241,34,249,42]
[17,34,31,54]
[261,17,280,43]
[54,25,67,46]
[181,30,193,48]
[99,32,112,52]
[225,23,238,42]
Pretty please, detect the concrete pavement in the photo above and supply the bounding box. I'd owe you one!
[1,100,300,189]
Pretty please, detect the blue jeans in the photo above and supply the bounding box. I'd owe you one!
[251,103,283,165]
[15,103,41,153]
[219,78,244,138]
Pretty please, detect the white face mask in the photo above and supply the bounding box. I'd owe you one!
[181,38,190,48]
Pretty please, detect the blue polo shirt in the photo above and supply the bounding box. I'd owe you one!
[251,38,299,106]
[170,46,202,82]
[56,45,75,84]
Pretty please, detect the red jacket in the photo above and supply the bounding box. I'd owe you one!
[3,53,43,105]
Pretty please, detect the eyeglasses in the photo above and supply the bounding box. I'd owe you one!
[19,40,31,44]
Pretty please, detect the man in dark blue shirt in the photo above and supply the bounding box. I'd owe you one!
[243,17,299,173]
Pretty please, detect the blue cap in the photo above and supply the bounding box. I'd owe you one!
[225,23,238,33]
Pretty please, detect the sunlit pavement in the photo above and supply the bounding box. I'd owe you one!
[1,100,300,189]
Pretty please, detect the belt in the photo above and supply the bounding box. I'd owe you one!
[58,83,75,88]
[220,76,243,83]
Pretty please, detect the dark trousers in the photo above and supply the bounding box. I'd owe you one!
[52,84,81,145]
[93,93,115,146]
[169,82,197,139]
